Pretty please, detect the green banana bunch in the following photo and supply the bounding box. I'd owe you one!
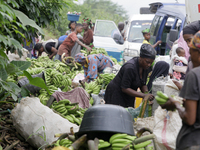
[134,140,152,149]
[85,81,101,95]
[98,139,110,149]
[52,100,86,125]
[99,73,115,85]
[59,139,72,148]
[109,133,136,149]
[155,91,168,105]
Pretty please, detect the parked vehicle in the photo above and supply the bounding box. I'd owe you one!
[123,14,155,61]
[149,2,186,55]
[93,20,124,62]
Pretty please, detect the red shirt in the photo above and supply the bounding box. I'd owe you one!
[83,29,93,47]
[58,32,78,56]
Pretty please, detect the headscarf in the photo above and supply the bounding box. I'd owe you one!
[83,17,91,25]
[75,53,86,63]
[142,28,150,34]
[140,44,156,60]
[178,31,190,60]
[189,31,200,50]
[183,20,200,35]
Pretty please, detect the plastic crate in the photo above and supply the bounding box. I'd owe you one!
[67,14,80,21]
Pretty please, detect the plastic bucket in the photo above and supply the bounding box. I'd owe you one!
[76,104,135,140]
[18,72,45,94]
[67,14,80,21]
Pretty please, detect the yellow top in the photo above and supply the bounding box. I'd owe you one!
[143,39,151,44]
[84,58,89,68]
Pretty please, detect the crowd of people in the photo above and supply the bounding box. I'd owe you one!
[24,16,200,150]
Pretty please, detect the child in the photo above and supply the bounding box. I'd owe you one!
[142,28,162,48]
[55,23,92,61]
[172,47,188,80]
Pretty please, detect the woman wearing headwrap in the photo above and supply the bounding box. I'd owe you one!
[173,21,200,89]
[75,53,114,82]
[161,31,200,150]
[104,44,155,107]
[79,17,94,48]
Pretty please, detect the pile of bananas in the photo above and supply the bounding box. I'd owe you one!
[155,91,168,105]
[97,133,153,150]
[80,48,108,56]
[85,81,101,95]
[99,73,116,85]
[52,99,87,125]
[54,139,72,148]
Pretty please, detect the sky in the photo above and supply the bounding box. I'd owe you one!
[110,0,185,18]
[76,0,186,18]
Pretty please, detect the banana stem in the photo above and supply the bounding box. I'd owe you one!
[133,134,155,145]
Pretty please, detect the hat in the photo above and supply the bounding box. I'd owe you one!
[189,31,200,50]
[142,28,150,34]
[140,44,156,59]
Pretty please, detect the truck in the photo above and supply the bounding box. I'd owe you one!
[94,0,200,62]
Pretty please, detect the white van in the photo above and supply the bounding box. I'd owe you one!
[93,20,124,62]
[123,14,155,61]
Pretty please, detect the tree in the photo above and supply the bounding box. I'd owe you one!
[45,0,128,37]
[0,0,67,100]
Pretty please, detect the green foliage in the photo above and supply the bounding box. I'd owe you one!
[23,71,51,95]
[45,0,129,36]
[0,0,66,101]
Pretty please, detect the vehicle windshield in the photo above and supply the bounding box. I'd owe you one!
[94,21,119,37]
[127,20,152,43]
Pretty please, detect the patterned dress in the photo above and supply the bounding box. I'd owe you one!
[75,53,114,82]
[84,54,114,82]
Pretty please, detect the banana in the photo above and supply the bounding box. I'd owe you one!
[98,141,110,149]
[134,140,152,149]
[62,110,68,116]
[157,91,168,100]
[53,104,65,110]
[109,133,128,143]
[112,143,129,148]
[124,135,137,141]
[111,138,132,144]
[65,115,74,123]
[56,106,66,113]
[155,96,167,105]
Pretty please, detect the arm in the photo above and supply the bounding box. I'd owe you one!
[49,47,57,59]
[152,40,162,48]
[175,100,197,125]
[162,98,197,125]
[76,39,92,52]
[141,85,148,94]
[122,88,145,98]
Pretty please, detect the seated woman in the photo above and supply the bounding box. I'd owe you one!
[75,53,114,82]
[161,31,200,150]
[79,17,94,48]
[104,44,155,107]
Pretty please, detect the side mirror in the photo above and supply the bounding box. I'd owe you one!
[169,29,178,42]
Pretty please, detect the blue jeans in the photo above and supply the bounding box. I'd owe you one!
[54,54,61,61]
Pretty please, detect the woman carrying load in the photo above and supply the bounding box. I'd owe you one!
[79,17,94,48]
[75,53,114,82]
[161,31,200,150]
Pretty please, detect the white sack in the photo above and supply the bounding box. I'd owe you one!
[11,97,79,148]
[153,106,182,150]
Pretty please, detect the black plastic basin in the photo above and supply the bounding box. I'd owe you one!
[75,104,134,140]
